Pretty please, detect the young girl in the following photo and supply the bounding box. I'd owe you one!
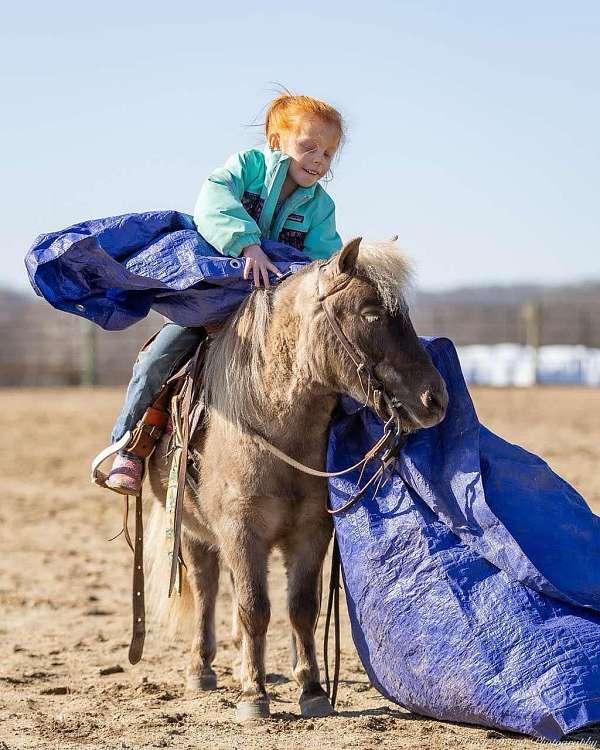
[105,93,345,494]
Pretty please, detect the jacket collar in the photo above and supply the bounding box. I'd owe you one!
[262,145,317,201]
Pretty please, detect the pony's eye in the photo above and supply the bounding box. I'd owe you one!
[361,308,381,323]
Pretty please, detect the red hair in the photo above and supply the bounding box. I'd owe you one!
[265,93,345,146]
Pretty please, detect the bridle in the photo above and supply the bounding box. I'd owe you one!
[252,260,408,515]
[318,263,404,430]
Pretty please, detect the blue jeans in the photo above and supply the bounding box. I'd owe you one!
[111,323,205,444]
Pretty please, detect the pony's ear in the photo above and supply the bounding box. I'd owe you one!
[336,237,361,275]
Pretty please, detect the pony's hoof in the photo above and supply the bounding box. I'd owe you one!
[186,672,217,691]
[235,697,270,721]
[299,693,335,718]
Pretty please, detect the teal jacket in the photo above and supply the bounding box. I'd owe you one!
[193,146,342,260]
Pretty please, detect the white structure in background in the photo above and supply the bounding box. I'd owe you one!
[457,346,600,387]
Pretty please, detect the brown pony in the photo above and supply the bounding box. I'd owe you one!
[146,238,448,720]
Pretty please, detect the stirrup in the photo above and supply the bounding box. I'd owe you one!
[91,431,133,491]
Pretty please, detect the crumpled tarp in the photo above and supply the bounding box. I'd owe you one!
[25,210,309,330]
[26,211,600,739]
[328,337,600,740]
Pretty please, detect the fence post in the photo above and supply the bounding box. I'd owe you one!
[80,319,97,386]
[521,301,541,385]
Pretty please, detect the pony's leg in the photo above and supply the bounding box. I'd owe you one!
[221,531,271,720]
[283,526,334,718]
[229,569,243,681]
[181,533,219,691]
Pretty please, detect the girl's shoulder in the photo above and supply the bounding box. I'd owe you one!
[225,145,268,169]
[220,147,268,186]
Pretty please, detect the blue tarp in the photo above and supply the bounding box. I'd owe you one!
[329,338,600,739]
[25,211,309,330]
[26,212,600,739]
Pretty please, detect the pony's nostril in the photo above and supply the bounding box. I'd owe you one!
[422,388,444,413]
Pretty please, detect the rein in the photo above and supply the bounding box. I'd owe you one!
[250,261,409,709]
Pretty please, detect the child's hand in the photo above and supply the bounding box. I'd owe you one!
[242,244,283,289]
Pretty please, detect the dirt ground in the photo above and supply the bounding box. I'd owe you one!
[1,386,600,750]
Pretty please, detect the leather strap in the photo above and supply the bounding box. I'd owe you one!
[252,428,391,479]
[168,338,208,597]
[127,389,172,459]
[324,534,341,708]
[128,493,146,664]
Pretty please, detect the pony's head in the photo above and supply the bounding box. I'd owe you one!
[307,237,448,432]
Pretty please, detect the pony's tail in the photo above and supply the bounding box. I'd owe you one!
[144,500,194,639]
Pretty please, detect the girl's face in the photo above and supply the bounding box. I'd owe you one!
[271,117,341,188]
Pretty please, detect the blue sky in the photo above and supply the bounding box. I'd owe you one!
[2,1,599,292]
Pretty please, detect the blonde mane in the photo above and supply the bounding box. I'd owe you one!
[203,290,273,431]
[355,240,413,314]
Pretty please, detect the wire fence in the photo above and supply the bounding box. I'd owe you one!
[1,294,599,386]
[0,297,161,386]
[412,301,600,348]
